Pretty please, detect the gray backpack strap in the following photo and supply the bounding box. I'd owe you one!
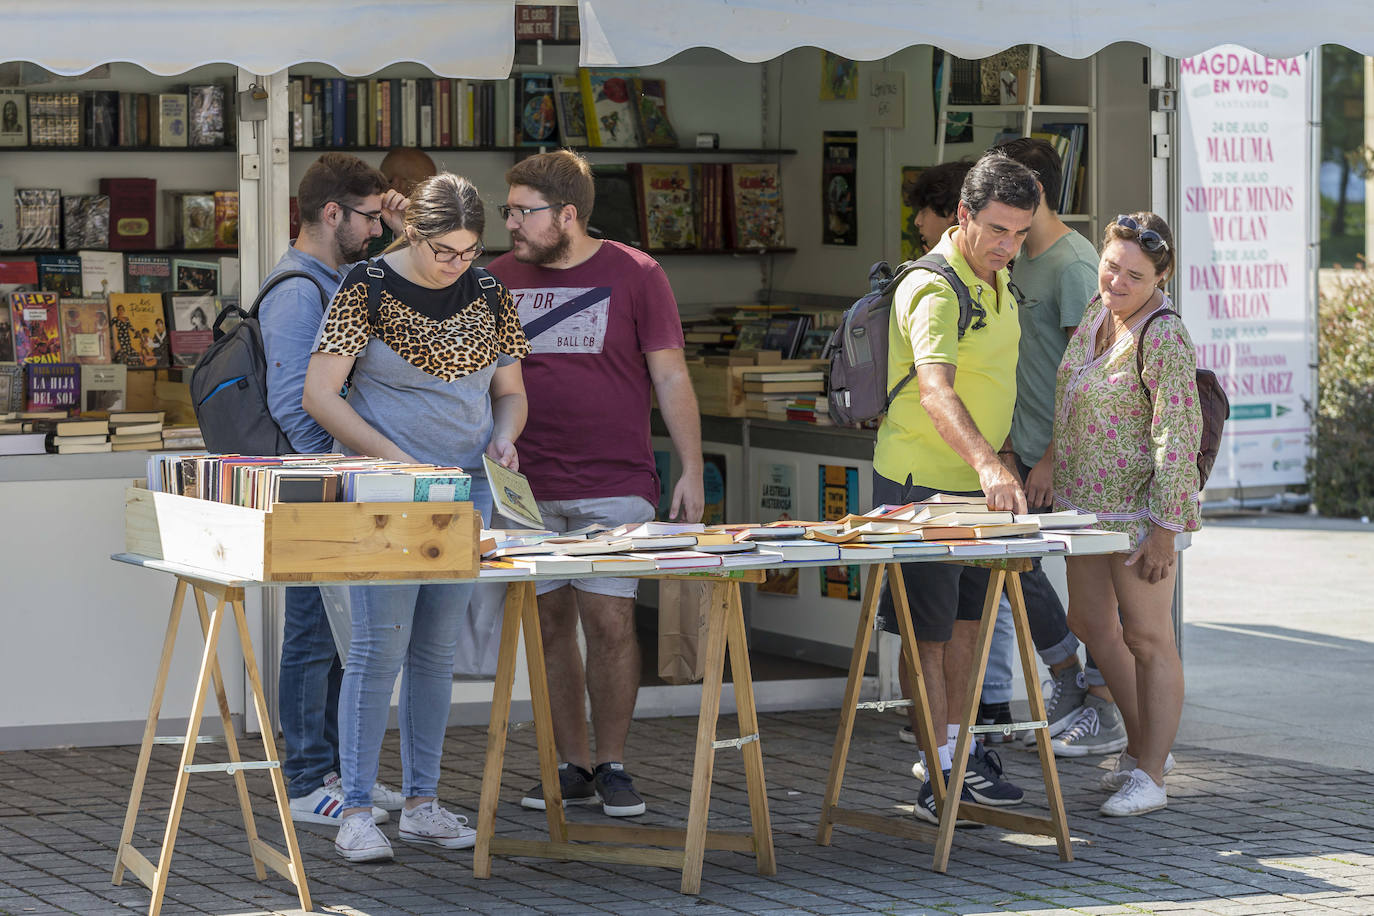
[911,253,980,339]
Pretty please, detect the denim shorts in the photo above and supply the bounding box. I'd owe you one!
[533,495,656,598]
[873,471,990,642]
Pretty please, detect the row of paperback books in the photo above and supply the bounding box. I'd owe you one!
[0,86,230,149]
[0,185,237,254]
[146,454,473,510]
[1,252,235,301]
[290,76,510,150]
[2,290,231,372]
[0,177,202,252]
[284,69,693,152]
[591,162,785,253]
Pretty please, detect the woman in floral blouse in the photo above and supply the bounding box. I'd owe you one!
[1049,212,1201,818]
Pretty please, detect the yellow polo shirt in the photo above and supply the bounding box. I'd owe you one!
[873,228,1020,492]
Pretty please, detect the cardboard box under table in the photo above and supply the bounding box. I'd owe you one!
[112,487,481,916]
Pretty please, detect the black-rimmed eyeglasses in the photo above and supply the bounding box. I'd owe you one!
[426,238,485,263]
[498,203,556,225]
[1113,214,1169,253]
[337,202,383,225]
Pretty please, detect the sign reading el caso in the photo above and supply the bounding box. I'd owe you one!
[1177,45,1314,489]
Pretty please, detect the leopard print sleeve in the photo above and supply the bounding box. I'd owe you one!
[492,283,531,360]
[315,274,372,357]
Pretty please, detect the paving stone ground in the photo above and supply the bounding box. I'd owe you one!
[2,710,1373,915]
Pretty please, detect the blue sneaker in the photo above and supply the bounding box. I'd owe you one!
[962,744,1024,806]
[914,772,982,828]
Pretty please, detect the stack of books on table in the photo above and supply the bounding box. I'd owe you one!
[160,424,205,450]
[740,368,826,421]
[109,410,165,452]
[30,416,112,454]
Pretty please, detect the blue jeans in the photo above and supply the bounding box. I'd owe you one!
[279,586,342,798]
[338,490,491,810]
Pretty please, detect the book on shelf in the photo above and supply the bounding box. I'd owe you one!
[26,92,81,147]
[49,440,112,455]
[25,362,80,413]
[632,163,696,250]
[0,432,46,456]
[188,84,226,147]
[108,292,167,368]
[726,163,786,249]
[0,364,24,411]
[51,432,110,446]
[164,290,217,367]
[15,189,61,250]
[758,315,810,359]
[151,93,188,147]
[61,195,111,250]
[124,254,173,295]
[166,192,216,249]
[100,178,157,250]
[58,298,112,364]
[79,250,125,300]
[579,70,641,148]
[9,291,62,363]
[0,179,16,250]
[81,363,127,413]
[35,255,82,298]
[172,258,219,294]
[552,74,588,146]
[86,91,119,147]
[213,191,238,249]
[515,73,558,146]
[0,89,28,146]
[632,77,677,148]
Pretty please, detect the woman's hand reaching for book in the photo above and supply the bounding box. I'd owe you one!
[486,437,519,472]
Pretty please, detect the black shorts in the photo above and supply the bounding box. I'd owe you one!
[873,470,990,642]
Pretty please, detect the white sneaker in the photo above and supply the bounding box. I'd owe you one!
[1099,769,1167,817]
[398,800,476,850]
[290,773,388,826]
[371,781,405,811]
[1100,751,1176,791]
[335,811,393,862]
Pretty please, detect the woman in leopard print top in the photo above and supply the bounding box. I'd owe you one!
[303,172,529,862]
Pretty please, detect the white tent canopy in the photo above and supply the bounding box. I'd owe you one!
[2,0,514,78]
[578,0,1374,64]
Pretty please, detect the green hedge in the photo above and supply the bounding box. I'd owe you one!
[1311,270,1374,516]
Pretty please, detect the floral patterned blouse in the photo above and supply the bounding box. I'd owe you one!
[1052,293,1202,549]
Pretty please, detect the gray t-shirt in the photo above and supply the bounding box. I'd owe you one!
[1009,229,1099,466]
[312,260,531,474]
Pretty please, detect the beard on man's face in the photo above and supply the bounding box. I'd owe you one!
[512,222,571,266]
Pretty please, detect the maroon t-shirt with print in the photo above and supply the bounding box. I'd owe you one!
[487,241,684,507]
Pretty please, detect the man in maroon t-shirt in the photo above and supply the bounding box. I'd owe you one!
[488,150,704,818]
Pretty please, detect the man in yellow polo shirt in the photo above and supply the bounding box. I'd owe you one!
[873,151,1040,824]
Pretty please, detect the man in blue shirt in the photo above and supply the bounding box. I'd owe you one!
[259,152,408,825]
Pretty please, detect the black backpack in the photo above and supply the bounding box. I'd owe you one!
[190,270,330,455]
[191,260,503,455]
[824,254,989,426]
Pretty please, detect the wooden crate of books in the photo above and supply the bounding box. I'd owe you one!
[124,487,480,582]
[687,359,826,418]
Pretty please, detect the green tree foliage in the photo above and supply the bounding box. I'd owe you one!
[1310,270,1374,516]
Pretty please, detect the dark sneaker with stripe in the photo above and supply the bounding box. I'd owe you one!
[961,744,1024,806]
[593,762,646,817]
[914,772,982,828]
[520,762,595,810]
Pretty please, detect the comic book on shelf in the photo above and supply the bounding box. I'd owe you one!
[632,163,696,250]
[726,163,786,249]
[632,77,677,148]
[578,70,641,148]
[58,297,112,364]
[515,73,558,146]
[552,74,587,146]
[9,291,62,364]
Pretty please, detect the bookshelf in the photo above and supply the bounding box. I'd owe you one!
[935,46,1098,239]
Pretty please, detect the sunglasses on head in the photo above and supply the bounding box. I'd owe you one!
[1113,214,1169,253]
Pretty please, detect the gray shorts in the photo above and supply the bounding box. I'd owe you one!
[533,495,656,598]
